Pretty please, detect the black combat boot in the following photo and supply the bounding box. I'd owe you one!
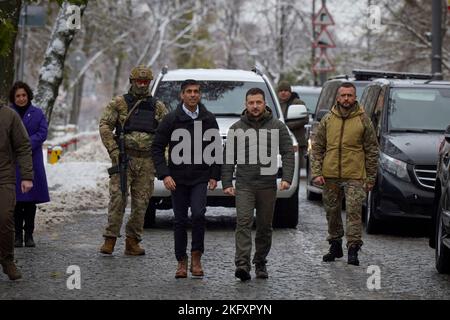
[322,240,343,262]
[348,244,361,266]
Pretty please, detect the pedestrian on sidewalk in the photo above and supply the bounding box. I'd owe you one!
[99,65,167,256]
[9,82,50,248]
[222,87,294,281]
[0,96,33,280]
[152,79,221,278]
[310,82,379,266]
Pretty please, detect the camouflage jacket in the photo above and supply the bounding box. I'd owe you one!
[99,94,167,155]
[311,103,379,184]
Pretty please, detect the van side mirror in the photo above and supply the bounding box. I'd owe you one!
[445,125,450,142]
[286,104,308,121]
[316,109,329,122]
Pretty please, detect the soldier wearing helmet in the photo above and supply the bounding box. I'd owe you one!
[98,65,168,256]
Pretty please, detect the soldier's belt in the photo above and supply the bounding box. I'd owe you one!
[126,149,152,158]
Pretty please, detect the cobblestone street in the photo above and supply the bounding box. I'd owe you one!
[2,178,449,300]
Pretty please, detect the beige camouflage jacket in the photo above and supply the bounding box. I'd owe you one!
[311,103,379,185]
[99,95,168,155]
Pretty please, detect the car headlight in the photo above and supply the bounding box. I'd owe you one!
[379,152,410,182]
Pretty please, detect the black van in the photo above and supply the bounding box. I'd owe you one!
[360,77,450,233]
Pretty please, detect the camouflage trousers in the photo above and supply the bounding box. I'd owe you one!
[322,179,366,247]
[103,157,155,242]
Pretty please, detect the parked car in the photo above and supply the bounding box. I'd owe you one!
[304,69,374,201]
[360,76,450,234]
[144,68,305,228]
[429,125,450,274]
[291,85,322,115]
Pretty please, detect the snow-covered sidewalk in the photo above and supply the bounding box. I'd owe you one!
[36,135,110,228]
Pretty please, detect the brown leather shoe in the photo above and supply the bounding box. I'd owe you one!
[1,260,22,281]
[124,236,145,256]
[100,237,116,254]
[175,257,188,278]
[190,250,204,277]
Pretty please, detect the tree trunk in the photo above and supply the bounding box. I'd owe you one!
[34,1,87,124]
[0,0,22,104]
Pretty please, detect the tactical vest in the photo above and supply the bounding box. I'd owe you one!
[122,94,158,133]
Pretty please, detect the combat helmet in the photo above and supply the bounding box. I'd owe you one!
[129,65,153,81]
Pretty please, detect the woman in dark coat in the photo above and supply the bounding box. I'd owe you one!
[9,81,50,247]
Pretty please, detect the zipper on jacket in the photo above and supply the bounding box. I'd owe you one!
[338,118,346,178]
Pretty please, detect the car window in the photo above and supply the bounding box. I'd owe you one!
[315,82,340,115]
[297,92,320,114]
[354,82,368,100]
[388,88,450,132]
[155,80,279,117]
[361,85,381,115]
[372,86,387,137]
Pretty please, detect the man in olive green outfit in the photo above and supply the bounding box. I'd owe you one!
[277,81,308,168]
[311,82,378,266]
[222,88,294,281]
[0,98,33,280]
[99,65,167,256]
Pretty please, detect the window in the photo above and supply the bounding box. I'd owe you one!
[388,88,450,132]
[155,80,279,117]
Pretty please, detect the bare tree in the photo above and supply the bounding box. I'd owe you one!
[34,1,87,124]
[0,0,22,103]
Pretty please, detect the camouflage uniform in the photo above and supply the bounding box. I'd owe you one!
[311,103,378,247]
[99,66,167,242]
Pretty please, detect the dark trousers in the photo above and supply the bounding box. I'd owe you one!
[171,183,207,261]
[14,202,37,237]
[0,184,15,262]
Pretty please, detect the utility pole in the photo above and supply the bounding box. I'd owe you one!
[312,0,317,85]
[431,0,443,80]
[319,0,327,86]
[367,0,371,66]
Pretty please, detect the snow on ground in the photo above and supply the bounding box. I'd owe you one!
[36,135,110,228]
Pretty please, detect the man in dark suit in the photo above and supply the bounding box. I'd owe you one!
[152,79,221,278]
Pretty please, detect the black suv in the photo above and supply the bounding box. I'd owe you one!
[305,69,374,200]
[360,76,450,233]
[429,125,450,273]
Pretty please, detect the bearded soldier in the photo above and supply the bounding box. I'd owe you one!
[99,65,167,256]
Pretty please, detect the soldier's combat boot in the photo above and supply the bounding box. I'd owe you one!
[190,251,204,277]
[322,239,344,262]
[175,256,188,278]
[348,244,361,266]
[1,260,22,281]
[100,237,116,254]
[124,236,145,256]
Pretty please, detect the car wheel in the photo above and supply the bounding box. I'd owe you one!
[365,190,380,234]
[435,198,450,274]
[273,186,299,228]
[144,201,156,228]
